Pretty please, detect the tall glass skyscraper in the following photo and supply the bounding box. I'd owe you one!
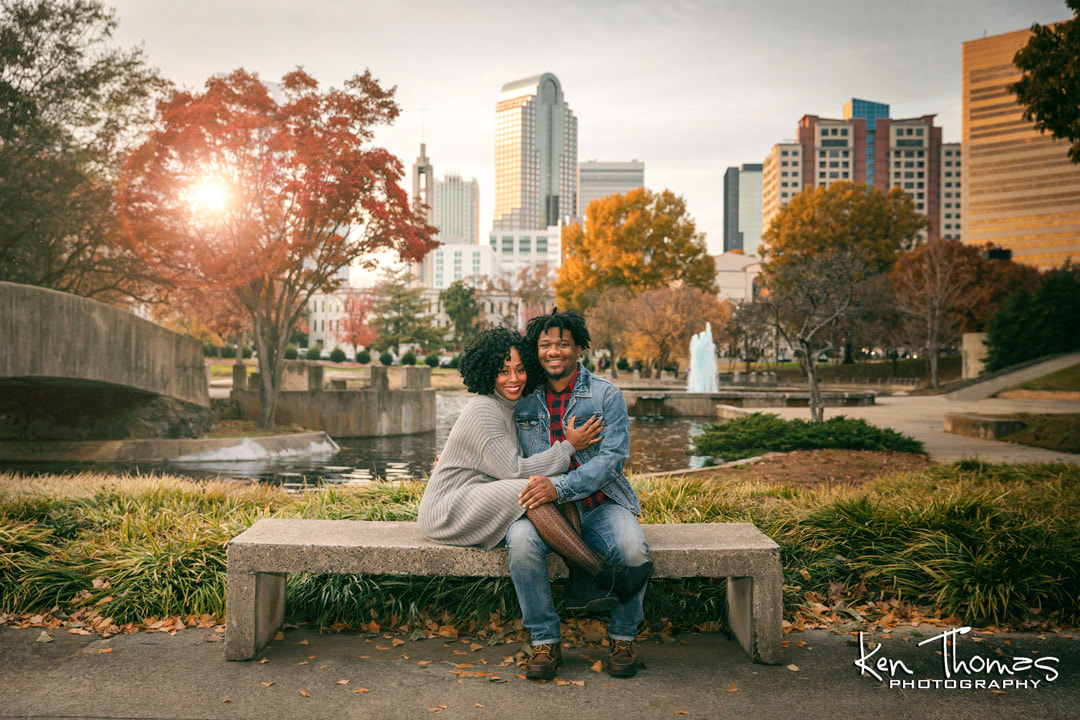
[493,73,578,231]
[843,98,889,185]
[723,164,763,256]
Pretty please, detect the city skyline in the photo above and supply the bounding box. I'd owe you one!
[106,0,1069,254]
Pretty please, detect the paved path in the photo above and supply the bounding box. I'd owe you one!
[1,623,1077,720]
[947,352,1080,401]
[769,395,1080,464]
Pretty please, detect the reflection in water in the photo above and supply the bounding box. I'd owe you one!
[3,392,717,487]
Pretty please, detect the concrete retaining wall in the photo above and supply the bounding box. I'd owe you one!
[943,413,1026,440]
[0,431,337,463]
[0,281,209,407]
[233,365,436,437]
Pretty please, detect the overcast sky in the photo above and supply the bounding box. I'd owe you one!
[109,0,1069,256]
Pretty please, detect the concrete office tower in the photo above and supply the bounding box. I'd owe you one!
[763,106,947,245]
[577,160,645,218]
[940,143,962,239]
[493,73,578,230]
[762,143,803,233]
[843,98,890,185]
[963,28,1080,269]
[723,164,764,256]
[433,174,480,244]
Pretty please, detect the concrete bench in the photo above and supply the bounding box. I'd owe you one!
[225,519,783,664]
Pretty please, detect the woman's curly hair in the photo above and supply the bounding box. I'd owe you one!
[459,326,541,396]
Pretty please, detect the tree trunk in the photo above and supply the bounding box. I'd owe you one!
[608,346,618,378]
[929,346,940,388]
[801,341,825,422]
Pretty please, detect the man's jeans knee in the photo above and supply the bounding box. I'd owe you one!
[581,502,649,640]
[505,518,560,644]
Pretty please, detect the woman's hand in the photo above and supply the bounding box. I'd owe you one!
[565,414,603,451]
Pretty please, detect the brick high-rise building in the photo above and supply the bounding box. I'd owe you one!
[962,27,1080,269]
[762,100,956,247]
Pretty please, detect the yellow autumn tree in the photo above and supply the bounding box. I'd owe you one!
[554,188,717,313]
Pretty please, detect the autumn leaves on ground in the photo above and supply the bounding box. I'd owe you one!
[2,450,1078,648]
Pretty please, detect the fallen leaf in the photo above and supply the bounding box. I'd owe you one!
[359,655,370,659]
[222,698,231,704]
[308,655,316,660]
[298,661,308,665]
[726,682,738,692]
[470,642,483,652]
[67,628,91,635]
[297,639,309,645]
[319,664,328,669]
[335,679,349,685]
[675,712,689,716]
[261,681,275,687]
[453,650,468,655]
[796,640,806,648]
[590,660,603,673]
[300,690,310,698]
[376,645,390,651]
[392,638,406,647]
[36,631,53,644]
[990,690,1007,695]
[570,680,585,687]
[418,660,433,666]
[274,631,285,641]
[99,648,113,654]
[353,688,370,693]
[258,658,269,664]
[786,664,800,672]
[475,703,485,708]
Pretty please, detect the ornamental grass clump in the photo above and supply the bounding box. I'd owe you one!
[693,413,925,461]
[1,462,1078,630]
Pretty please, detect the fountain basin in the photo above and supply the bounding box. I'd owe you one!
[623,389,876,417]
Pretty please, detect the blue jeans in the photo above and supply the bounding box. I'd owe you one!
[505,500,649,645]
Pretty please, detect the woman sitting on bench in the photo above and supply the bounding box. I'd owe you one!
[417,326,650,606]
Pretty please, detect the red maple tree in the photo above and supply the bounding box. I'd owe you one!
[118,68,437,428]
[336,291,377,354]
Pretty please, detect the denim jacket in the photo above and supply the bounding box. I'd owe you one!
[514,363,641,515]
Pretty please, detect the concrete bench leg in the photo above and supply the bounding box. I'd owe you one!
[727,568,783,664]
[225,565,286,661]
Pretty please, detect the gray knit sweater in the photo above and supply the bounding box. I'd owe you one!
[417,393,575,549]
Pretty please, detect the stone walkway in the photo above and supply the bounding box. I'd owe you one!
[2,623,1077,720]
[769,394,1080,464]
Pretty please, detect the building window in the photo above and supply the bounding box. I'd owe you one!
[519,236,531,254]
[536,236,548,253]
[502,236,514,254]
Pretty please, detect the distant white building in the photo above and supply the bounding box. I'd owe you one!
[714,252,761,302]
[428,243,498,290]
[433,173,480,244]
[487,225,562,276]
[577,160,645,218]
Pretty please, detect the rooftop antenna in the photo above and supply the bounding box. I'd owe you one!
[419,105,429,143]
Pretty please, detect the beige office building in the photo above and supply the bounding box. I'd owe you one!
[762,143,803,232]
[962,28,1080,269]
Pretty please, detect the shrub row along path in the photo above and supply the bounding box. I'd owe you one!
[768,394,1080,464]
[2,622,1078,719]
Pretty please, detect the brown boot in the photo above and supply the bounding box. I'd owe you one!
[607,638,638,678]
[525,643,562,680]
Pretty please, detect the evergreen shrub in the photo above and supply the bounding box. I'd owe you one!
[305,347,322,361]
[401,351,417,366]
[379,352,394,366]
[693,413,924,460]
[329,347,346,363]
[356,350,371,364]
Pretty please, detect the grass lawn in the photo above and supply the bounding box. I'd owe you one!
[207,362,257,378]
[996,413,1080,455]
[767,356,962,385]
[2,459,1077,633]
[1013,362,1080,392]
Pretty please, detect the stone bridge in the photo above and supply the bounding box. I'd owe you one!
[0,282,212,441]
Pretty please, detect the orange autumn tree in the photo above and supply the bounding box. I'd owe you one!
[119,68,437,429]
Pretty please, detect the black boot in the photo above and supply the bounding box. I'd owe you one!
[564,566,618,614]
[609,560,653,603]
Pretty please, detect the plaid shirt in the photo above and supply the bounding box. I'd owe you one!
[545,369,607,510]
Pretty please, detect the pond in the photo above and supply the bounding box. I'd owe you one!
[3,392,717,488]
